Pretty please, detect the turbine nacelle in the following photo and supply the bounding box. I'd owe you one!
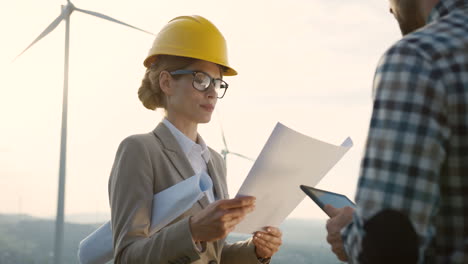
[62,2,75,16]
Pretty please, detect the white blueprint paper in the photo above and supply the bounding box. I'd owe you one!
[234,122,353,234]
[78,172,210,264]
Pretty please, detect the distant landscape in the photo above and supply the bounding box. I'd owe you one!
[0,214,343,264]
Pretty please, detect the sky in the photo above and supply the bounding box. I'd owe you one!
[0,0,401,222]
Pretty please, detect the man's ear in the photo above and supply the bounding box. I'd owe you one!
[159,71,173,96]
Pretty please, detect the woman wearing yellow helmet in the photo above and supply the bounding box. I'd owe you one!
[108,15,282,264]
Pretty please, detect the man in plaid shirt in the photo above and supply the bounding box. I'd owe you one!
[325,0,468,263]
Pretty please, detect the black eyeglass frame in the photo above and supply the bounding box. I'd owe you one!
[169,70,229,99]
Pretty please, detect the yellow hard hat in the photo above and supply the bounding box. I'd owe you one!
[144,15,237,76]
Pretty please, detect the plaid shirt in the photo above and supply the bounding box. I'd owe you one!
[342,0,468,263]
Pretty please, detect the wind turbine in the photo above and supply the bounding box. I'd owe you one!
[14,1,154,264]
[216,111,255,167]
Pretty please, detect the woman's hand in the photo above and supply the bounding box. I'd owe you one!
[190,196,255,242]
[253,226,282,259]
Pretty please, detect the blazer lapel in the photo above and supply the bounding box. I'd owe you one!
[153,122,210,209]
[207,156,226,200]
[153,123,194,181]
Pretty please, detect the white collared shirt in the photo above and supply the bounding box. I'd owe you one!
[162,119,215,203]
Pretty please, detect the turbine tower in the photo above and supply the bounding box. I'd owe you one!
[14,2,154,263]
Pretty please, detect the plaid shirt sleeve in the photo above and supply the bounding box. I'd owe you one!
[341,40,450,263]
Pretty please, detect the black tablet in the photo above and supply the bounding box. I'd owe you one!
[300,185,356,217]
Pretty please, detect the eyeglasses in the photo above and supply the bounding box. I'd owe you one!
[169,70,229,99]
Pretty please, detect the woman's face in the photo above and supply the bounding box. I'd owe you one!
[164,60,221,125]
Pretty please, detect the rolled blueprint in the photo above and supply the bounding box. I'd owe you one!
[78,172,211,264]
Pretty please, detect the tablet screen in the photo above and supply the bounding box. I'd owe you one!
[311,189,355,209]
[300,185,356,212]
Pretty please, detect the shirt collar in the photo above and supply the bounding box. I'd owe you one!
[196,134,211,163]
[162,119,211,163]
[428,0,468,23]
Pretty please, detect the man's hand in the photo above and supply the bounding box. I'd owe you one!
[190,196,255,242]
[253,226,282,259]
[324,204,354,262]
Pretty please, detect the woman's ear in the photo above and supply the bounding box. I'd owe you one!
[159,71,173,96]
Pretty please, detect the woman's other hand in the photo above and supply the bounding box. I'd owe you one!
[190,196,255,242]
[253,226,282,259]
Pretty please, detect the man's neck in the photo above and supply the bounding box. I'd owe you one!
[422,0,441,22]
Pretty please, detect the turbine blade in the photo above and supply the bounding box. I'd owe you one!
[229,152,255,161]
[75,7,154,35]
[13,13,65,61]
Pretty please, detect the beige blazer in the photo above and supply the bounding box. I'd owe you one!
[108,123,259,264]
